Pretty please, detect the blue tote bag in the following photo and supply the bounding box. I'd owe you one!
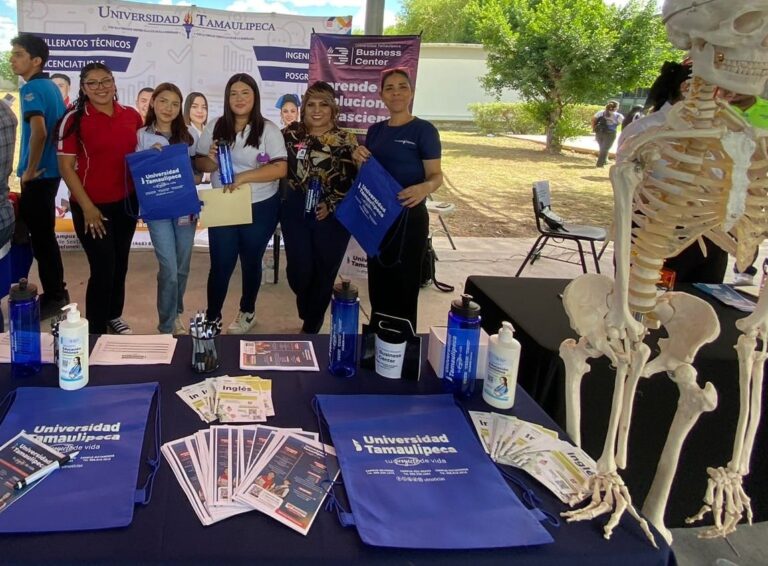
[0,383,160,532]
[335,157,403,257]
[126,143,201,221]
[315,394,554,549]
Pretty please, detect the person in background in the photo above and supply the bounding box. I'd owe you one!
[618,61,727,284]
[276,93,300,128]
[135,87,153,123]
[0,100,17,332]
[719,89,768,285]
[352,67,443,330]
[183,91,208,138]
[196,73,287,334]
[592,100,624,168]
[51,73,71,107]
[136,83,198,335]
[57,62,143,334]
[282,81,357,333]
[622,105,644,130]
[10,33,69,319]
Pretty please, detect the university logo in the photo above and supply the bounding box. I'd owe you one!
[326,46,349,66]
[182,12,194,39]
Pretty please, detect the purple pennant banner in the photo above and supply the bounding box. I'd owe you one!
[308,33,421,135]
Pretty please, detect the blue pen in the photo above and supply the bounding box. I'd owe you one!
[14,451,79,490]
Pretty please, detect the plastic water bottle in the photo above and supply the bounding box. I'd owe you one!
[217,142,234,185]
[9,278,41,377]
[328,280,359,377]
[442,294,481,397]
[305,175,322,219]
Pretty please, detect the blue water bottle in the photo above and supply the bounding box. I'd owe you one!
[328,280,359,377]
[217,142,234,185]
[442,294,481,397]
[9,278,41,377]
[305,175,322,219]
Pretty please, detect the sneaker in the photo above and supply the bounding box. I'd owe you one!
[107,317,133,335]
[732,272,755,287]
[227,311,256,334]
[173,316,187,335]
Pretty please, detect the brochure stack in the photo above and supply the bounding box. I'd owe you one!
[177,375,274,423]
[162,425,338,534]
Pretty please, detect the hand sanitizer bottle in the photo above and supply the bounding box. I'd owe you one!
[58,303,89,391]
[483,321,521,409]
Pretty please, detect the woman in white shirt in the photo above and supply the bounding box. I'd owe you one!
[196,73,287,333]
[135,82,198,335]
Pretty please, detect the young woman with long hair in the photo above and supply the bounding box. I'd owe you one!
[136,82,198,334]
[195,73,287,333]
[183,91,208,137]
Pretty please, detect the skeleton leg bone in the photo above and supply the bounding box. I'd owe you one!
[560,337,600,447]
[641,364,717,544]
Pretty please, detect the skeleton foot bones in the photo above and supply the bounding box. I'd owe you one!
[686,466,753,538]
[562,471,657,547]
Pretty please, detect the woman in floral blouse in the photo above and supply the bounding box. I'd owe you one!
[281,81,357,333]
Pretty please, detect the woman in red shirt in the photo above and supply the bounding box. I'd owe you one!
[57,62,143,334]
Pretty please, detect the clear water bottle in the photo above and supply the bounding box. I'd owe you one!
[442,294,482,397]
[305,175,322,219]
[9,278,41,377]
[328,280,359,377]
[217,142,234,185]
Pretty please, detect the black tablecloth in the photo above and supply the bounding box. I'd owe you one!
[0,334,673,565]
[465,276,768,529]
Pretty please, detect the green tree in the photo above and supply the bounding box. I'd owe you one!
[0,51,18,87]
[387,0,479,43]
[468,0,677,152]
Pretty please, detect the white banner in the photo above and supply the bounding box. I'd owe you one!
[18,0,351,123]
[18,0,351,249]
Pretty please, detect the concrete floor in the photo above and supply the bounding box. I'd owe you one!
[14,234,768,564]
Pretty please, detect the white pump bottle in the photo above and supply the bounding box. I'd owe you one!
[482,321,521,409]
[58,303,89,391]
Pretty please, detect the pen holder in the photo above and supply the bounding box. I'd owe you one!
[191,335,220,373]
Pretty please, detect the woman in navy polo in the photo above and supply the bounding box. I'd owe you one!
[56,63,143,335]
[352,68,443,330]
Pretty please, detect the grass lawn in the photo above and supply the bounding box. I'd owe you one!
[439,131,614,238]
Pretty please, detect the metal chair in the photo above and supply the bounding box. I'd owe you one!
[515,181,607,277]
[426,197,457,250]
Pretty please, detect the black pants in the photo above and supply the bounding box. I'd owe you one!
[367,203,429,331]
[596,131,616,167]
[664,238,728,284]
[71,195,138,333]
[18,177,66,299]
[281,188,350,333]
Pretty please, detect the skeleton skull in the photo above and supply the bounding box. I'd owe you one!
[663,0,768,96]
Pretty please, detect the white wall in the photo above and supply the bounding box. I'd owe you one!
[412,43,520,121]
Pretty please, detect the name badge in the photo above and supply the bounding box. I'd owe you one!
[296,148,307,159]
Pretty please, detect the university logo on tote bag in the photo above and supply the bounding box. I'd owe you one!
[315,394,553,549]
[335,157,403,257]
[0,383,160,532]
[126,143,201,221]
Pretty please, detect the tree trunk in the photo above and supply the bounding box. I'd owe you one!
[545,104,563,154]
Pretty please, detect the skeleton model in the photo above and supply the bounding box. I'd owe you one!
[558,0,768,546]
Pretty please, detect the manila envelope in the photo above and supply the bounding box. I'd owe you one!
[198,186,253,228]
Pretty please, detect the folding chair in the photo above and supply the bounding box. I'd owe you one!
[426,197,457,250]
[515,181,607,277]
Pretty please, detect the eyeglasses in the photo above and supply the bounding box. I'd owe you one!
[83,77,114,90]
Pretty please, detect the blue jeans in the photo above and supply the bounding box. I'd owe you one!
[206,193,280,320]
[147,217,196,333]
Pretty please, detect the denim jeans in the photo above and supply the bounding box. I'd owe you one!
[147,217,196,333]
[206,193,280,320]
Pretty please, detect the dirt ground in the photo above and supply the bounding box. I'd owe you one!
[437,131,614,238]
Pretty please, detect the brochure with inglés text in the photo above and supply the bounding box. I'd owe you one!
[470,411,596,504]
